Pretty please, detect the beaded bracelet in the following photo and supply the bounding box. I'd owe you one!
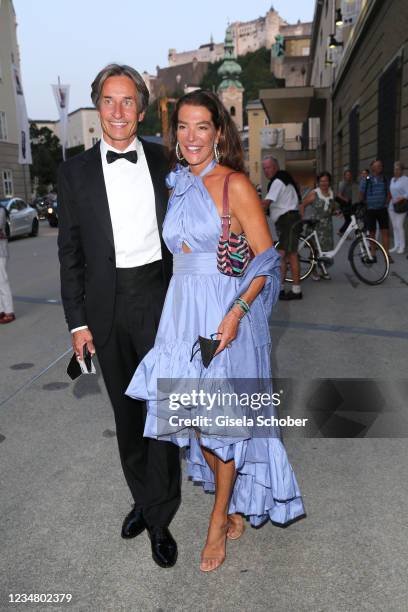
[231,297,250,318]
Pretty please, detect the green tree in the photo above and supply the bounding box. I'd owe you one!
[138,100,163,137]
[30,124,63,194]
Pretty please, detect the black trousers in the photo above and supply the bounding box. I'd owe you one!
[95,261,181,528]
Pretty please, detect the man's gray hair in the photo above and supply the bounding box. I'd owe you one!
[91,64,149,113]
[262,155,280,169]
[394,160,405,170]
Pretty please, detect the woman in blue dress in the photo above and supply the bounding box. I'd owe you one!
[127,90,305,572]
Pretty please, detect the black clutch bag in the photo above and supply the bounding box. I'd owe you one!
[190,333,221,368]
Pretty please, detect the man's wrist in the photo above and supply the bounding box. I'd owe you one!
[71,325,88,334]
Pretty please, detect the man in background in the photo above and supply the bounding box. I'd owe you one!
[359,159,391,258]
[262,156,302,300]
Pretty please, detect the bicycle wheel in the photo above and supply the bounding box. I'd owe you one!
[275,237,316,282]
[348,236,389,285]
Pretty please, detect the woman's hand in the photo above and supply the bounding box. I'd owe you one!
[215,307,242,354]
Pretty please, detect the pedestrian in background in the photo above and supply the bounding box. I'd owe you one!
[262,156,303,300]
[389,161,408,254]
[0,205,15,324]
[359,159,391,258]
[336,169,353,237]
[300,171,336,280]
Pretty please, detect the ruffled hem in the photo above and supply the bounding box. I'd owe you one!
[126,346,305,528]
[184,434,305,526]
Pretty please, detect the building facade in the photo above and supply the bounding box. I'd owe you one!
[0,0,30,199]
[66,107,101,150]
[32,107,102,152]
[271,21,313,87]
[168,7,287,67]
[248,17,318,189]
[331,0,408,185]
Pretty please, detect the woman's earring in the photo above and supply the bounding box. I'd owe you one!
[176,142,184,161]
[214,142,221,163]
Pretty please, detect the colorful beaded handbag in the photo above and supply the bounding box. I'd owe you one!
[216,172,252,276]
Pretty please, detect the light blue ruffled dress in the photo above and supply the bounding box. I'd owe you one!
[126,160,305,527]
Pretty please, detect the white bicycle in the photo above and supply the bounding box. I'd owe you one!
[276,204,390,286]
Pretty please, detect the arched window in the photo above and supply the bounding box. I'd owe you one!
[230,106,236,117]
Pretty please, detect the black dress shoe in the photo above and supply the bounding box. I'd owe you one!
[121,506,145,539]
[280,290,302,300]
[147,526,178,568]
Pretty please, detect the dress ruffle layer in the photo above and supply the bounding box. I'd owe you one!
[127,341,304,527]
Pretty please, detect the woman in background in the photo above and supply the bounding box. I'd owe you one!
[300,171,336,280]
[0,205,15,324]
[389,161,408,254]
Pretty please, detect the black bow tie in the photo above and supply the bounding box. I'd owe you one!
[106,150,138,164]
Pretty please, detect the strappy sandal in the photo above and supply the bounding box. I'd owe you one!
[226,514,246,540]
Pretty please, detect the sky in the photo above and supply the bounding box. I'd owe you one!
[13,0,314,120]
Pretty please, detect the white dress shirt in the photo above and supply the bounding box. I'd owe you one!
[71,136,162,334]
[100,136,161,267]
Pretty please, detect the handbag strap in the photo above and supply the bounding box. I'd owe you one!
[221,172,239,240]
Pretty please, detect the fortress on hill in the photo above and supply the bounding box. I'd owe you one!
[168,6,287,66]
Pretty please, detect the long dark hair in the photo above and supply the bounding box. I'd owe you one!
[169,89,244,172]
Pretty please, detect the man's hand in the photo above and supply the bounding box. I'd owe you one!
[72,329,95,359]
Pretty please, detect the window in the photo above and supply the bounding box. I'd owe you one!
[349,105,360,180]
[378,57,402,177]
[0,111,8,141]
[2,170,13,197]
[230,106,236,117]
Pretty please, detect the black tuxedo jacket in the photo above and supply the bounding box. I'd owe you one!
[57,138,172,347]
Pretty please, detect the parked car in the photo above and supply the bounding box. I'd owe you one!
[31,196,49,220]
[0,197,39,239]
[47,199,58,227]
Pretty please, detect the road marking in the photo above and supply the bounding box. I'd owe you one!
[270,319,408,340]
[14,295,62,305]
[0,347,72,409]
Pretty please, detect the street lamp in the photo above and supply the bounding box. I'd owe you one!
[329,34,343,49]
[335,8,344,26]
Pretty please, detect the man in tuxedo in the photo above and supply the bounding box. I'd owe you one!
[58,64,180,568]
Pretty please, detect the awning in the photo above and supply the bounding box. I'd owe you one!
[259,86,329,123]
